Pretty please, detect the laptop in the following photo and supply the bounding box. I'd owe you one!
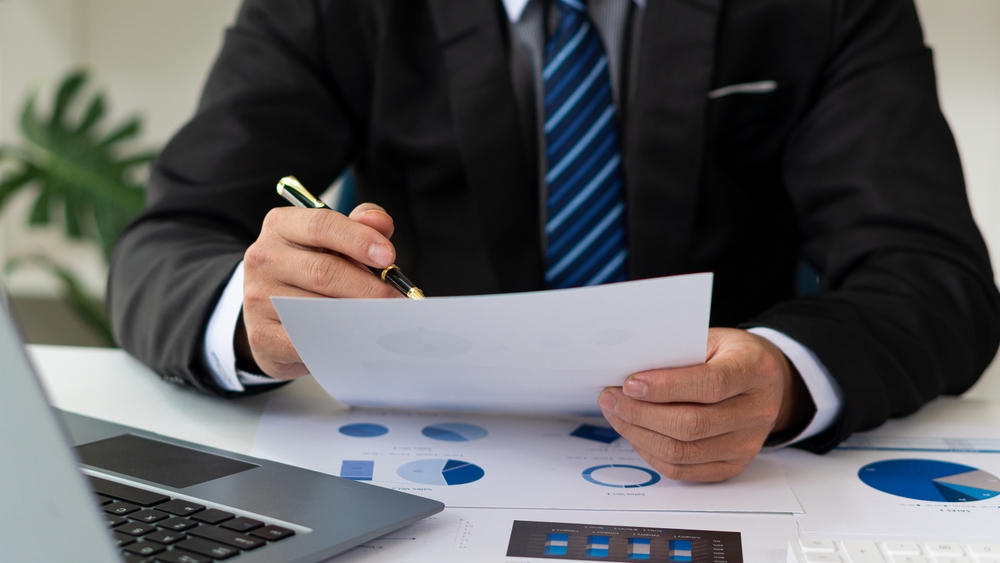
[0,288,444,562]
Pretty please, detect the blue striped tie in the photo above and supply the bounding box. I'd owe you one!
[543,0,627,289]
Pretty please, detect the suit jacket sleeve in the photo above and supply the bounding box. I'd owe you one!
[108,0,367,395]
[743,0,1000,451]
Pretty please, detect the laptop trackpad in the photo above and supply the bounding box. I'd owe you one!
[75,434,258,489]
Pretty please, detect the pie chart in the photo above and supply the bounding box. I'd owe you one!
[339,423,389,437]
[421,422,488,442]
[397,459,485,486]
[858,459,1000,502]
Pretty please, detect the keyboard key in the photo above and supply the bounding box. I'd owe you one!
[115,521,158,536]
[154,550,211,563]
[124,540,166,557]
[883,542,921,555]
[250,524,295,541]
[190,508,234,525]
[188,525,265,550]
[156,499,205,517]
[88,476,169,507]
[889,556,927,563]
[103,501,140,516]
[970,544,1000,556]
[843,540,883,563]
[804,553,842,562]
[174,536,239,560]
[926,543,963,556]
[122,553,152,563]
[112,531,137,547]
[131,509,170,524]
[934,558,971,563]
[220,516,264,533]
[158,517,199,532]
[800,539,837,553]
[105,514,128,527]
[144,529,187,545]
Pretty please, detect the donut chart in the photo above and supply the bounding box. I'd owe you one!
[582,464,661,488]
[858,459,1000,502]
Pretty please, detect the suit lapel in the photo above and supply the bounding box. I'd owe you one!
[624,0,722,278]
[426,0,543,293]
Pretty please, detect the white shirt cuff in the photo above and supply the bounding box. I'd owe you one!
[203,261,282,392]
[746,326,843,447]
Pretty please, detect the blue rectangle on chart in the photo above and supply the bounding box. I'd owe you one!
[627,538,651,560]
[586,535,610,557]
[545,533,570,555]
[571,424,621,444]
[340,460,374,481]
[668,539,692,562]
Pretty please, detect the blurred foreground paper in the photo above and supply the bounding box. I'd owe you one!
[273,273,712,415]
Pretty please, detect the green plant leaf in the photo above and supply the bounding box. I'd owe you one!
[29,184,52,225]
[49,71,88,131]
[74,92,107,135]
[96,116,141,149]
[0,166,39,210]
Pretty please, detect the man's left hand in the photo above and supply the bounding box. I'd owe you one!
[598,327,813,482]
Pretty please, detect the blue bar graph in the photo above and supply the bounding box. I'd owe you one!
[340,460,374,481]
[627,538,651,560]
[586,535,610,557]
[545,533,570,555]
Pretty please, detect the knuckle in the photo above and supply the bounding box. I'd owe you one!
[305,211,334,244]
[660,436,694,465]
[307,254,340,289]
[243,242,268,270]
[677,408,710,440]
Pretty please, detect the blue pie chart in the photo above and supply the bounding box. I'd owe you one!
[859,459,1000,502]
[421,422,488,442]
[397,459,485,486]
[339,423,389,437]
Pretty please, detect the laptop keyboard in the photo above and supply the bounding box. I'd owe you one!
[90,475,295,562]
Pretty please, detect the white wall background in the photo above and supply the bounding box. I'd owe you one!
[0,0,998,362]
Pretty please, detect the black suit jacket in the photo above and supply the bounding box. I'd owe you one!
[109,0,1000,453]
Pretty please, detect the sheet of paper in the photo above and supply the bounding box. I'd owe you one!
[251,393,803,514]
[776,422,1000,539]
[325,507,800,563]
[272,273,712,415]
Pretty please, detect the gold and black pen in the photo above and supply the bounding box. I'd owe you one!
[276,175,425,300]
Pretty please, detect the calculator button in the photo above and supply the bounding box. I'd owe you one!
[115,521,157,536]
[933,558,970,563]
[123,540,166,556]
[843,540,883,563]
[883,542,921,555]
[112,531,137,547]
[800,540,837,553]
[970,545,1000,556]
[144,529,187,545]
[131,509,170,523]
[154,551,211,563]
[804,553,843,562]
[220,516,264,533]
[926,543,963,556]
[174,536,239,560]
[890,556,927,563]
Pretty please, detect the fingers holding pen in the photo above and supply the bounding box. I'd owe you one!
[263,206,397,270]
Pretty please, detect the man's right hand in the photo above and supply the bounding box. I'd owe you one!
[238,203,402,379]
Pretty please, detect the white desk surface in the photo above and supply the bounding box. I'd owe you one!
[29,344,1000,455]
[27,344,1000,562]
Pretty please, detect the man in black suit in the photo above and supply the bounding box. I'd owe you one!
[109,0,1000,481]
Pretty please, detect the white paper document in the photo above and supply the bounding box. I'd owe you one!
[272,273,712,415]
[328,507,799,563]
[776,421,1000,539]
[252,393,803,514]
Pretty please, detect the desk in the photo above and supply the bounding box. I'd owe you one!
[29,344,1000,562]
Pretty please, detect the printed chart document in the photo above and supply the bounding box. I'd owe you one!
[272,273,712,415]
[328,507,799,563]
[252,391,803,514]
[776,421,1000,539]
